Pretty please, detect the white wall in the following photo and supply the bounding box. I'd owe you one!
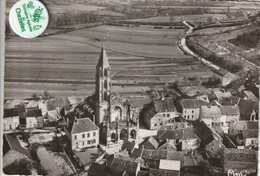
[71,130,99,150]
[3,116,19,130]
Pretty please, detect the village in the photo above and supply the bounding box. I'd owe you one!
[3,46,259,176]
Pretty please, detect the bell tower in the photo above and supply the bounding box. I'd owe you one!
[95,45,111,126]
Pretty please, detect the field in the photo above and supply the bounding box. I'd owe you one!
[128,14,227,23]
[5,24,214,99]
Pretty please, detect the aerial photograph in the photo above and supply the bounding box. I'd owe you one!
[2,0,260,175]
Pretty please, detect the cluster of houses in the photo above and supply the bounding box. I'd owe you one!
[87,119,257,175]
[2,47,259,175]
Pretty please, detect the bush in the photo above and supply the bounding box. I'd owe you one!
[3,159,32,175]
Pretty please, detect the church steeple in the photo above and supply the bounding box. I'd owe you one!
[95,45,111,126]
[97,45,110,68]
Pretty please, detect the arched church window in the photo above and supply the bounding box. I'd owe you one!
[104,80,108,89]
[104,92,108,101]
[104,69,108,77]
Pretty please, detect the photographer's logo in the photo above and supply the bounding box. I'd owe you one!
[228,169,249,176]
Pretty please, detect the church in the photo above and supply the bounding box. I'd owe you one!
[71,46,140,146]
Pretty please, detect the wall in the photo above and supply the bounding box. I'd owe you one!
[71,130,99,150]
[3,116,19,130]
[183,108,200,121]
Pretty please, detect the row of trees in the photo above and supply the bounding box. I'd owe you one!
[187,37,243,73]
[229,28,260,49]
[31,90,54,100]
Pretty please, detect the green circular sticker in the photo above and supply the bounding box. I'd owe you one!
[9,0,49,38]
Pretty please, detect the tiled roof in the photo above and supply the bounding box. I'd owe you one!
[137,171,149,176]
[140,136,159,149]
[200,106,221,118]
[25,100,38,109]
[153,97,175,112]
[225,78,246,93]
[243,129,258,138]
[182,99,200,109]
[220,106,240,115]
[157,128,197,141]
[46,98,66,111]
[4,134,30,158]
[243,91,259,102]
[157,139,176,150]
[4,100,22,109]
[128,98,151,108]
[110,157,138,176]
[238,99,258,120]
[223,148,257,163]
[192,121,214,145]
[149,168,180,176]
[68,118,99,134]
[88,163,110,176]
[144,108,157,120]
[222,96,241,106]
[121,140,136,153]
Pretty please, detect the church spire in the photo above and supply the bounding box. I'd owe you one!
[97,45,110,68]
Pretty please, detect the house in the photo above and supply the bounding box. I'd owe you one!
[180,99,200,121]
[193,121,224,158]
[88,163,110,176]
[144,97,178,130]
[19,108,43,129]
[4,99,25,118]
[110,157,140,176]
[221,96,241,106]
[159,159,181,171]
[238,99,258,121]
[208,91,231,103]
[234,91,259,103]
[157,139,177,150]
[242,129,258,148]
[212,68,236,86]
[65,117,99,150]
[121,140,138,154]
[220,106,240,123]
[3,116,20,130]
[130,149,185,169]
[200,106,221,127]
[25,116,43,129]
[220,148,257,174]
[228,121,258,142]
[3,134,31,169]
[139,136,159,150]
[225,78,246,93]
[157,128,198,151]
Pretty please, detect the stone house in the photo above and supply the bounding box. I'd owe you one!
[144,97,179,130]
[65,117,99,150]
[180,99,200,121]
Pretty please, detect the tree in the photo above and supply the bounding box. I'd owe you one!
[207,16,213,24]
[31,92,39,100]
[43,90,54,99]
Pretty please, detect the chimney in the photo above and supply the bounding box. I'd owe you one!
[75,116,78,124]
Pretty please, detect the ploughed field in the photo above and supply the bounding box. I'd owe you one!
[5,25,213,99]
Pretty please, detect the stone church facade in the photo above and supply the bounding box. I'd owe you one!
[76,46,139,146]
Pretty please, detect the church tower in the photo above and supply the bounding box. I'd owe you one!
[95,46,111,126]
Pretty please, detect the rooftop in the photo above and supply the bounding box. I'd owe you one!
[3,134,30,158]
[200,106,221,118]
[182,99,200,109]
[67,117,99,134]
[220,106,240,115]
[97,45,110,68]
[153,97,175,112]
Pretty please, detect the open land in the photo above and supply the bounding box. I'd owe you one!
[127,14,227,23]
[5,23,214,99]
